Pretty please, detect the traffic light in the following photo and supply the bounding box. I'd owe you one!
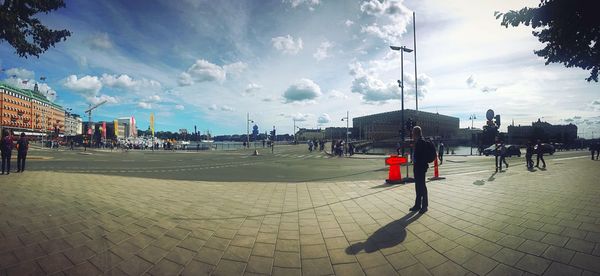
[495,115,501,128]
[269,129,276,140]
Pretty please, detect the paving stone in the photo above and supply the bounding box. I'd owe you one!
[355,251,388,269]
[515,254,552,275]
[39,238,72,254]
[486,263,524,276]
[329,248,357,265]
[520,229,546,241]
[272,266,301,276]
[571,252,600,273]
[164,246,196,265]
[0,252,19,269]
[333,263,365,276]
[223,245,252,262]
[398,263,432,276]
[89,250,123,273]
[364,263,396,276]
[414,249,447,269]
[204,236,231,251]
[543,245,576,263]
[518,239,549,256]
[428,238,458,253]
[245,255,273,274]
[472,239,503,257]
[148,258,183,276]
[492,247,525,266]
[429,260,469,276]
[301,244,328,259]
[566,238,596,254]
[302,257,334,275]
[5,260,45,275]
[178,236,206,252]
[63,261,102,276]
[462,253,499,275]
[276,239,300,252]
[194,246,224,266]
[231,235,257,248]
[36,253,73,274]
[545,262,583,276]
[541,233,570,247]
[273,251,301,268]
[12,244,46,261]
[63,245,96,265]
[444,245,476,264]
[180,260,214,276]
[213,259,246,276]
[497,235,526,249]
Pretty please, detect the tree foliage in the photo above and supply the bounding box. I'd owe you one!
[0,0,71,58]
[496,0,600,82]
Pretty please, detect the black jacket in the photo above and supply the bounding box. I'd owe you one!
[413,138,429,170]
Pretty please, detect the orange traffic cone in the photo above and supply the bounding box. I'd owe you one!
[428,154,445,181]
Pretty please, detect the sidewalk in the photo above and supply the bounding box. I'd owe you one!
[0,158,599,275]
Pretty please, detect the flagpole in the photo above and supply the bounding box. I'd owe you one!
[413,11,418,111]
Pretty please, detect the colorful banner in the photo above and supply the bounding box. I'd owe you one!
[150,113,155,137]
[114,120,118,137]
[102,121,106,139]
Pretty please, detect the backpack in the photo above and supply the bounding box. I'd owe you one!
[424,140,437,163]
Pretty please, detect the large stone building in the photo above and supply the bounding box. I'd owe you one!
[64,113,83,136]
[507,119,577,145]
[353,109,460,141]
[0,82,65,136]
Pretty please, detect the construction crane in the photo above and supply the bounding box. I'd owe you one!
[84,100,107,145]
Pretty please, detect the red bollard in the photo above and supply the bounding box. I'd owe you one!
[385,155,407,184]
[428,154,446,181]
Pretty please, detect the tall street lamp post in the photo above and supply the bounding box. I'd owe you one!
[341,111,349,156]
[469,114,477,155]
[247,112,253,148]
[390,45,413,157]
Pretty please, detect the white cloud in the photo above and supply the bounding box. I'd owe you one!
[208,104,218,111]
[88,33,113,50]
[283,78,322,103]
[138,102,152,109]
[272,35,303,55]
[344,19,354,27]
[3,77,58,101]
[359,0,412,43]
[313,41,333,61]
[223,62,248,76]
[175,104,185,110]
[481,86,498,93]
[221,105,234,112]
[466,75,478,88]
[90,94,118,105]
[284,0,319,10]
[62,75,103,96]
[101,74,136,89]
[178,72,193,86]
[328,89,348,99]
[178,59,245,86]
[148,95,161,102]
[244,83,262,95]
[5,68,34,79]
[318,113,331,124]
[289,113,310,121]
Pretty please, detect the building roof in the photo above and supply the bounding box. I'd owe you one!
[0,82,64,111]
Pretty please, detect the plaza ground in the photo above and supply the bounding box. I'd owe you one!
[0,145,599,275]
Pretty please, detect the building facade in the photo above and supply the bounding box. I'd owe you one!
[507,119,578,145]
[0,82,65,136]
[64,113,83,136]
[352,109,460,141]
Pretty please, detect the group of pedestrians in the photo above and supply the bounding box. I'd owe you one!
[307,139,325,152]
[525,139,546,169]
[1,130,29,175]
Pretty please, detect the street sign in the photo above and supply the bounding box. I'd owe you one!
[486,109,494,121]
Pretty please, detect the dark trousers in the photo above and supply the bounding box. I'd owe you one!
[17,152,27,171]
[413,167,428,209]
[526,154,534,168]
[438,154,443,165]
[536,154,546,167]
[1,152,11,173]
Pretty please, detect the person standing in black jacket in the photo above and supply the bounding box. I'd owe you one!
[410,126,429,214]
[1,129,14,175]
[16,132,29,172]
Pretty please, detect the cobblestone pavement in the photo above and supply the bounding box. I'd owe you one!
[1,156,599,275]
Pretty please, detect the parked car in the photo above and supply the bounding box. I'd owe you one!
[535,143,555,155]
[483,144,521,157]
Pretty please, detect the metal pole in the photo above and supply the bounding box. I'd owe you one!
[346,111,349,155]
[413,11,418,111]
[401,49,405,157]
[246,112,250,148]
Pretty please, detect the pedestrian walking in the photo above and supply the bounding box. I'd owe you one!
[535,139,546,168]
[1,129,14,175]
[438,142,444,165]
[590,142,599,160]
[595,142,600,160]
[525,141,534,169]
[410,126,430,214]
[499,141,509,170]
[16,133,28,173]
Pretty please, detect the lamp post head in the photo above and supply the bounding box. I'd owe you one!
[390,45,413,53]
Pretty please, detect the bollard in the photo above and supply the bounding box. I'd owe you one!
[428,154,446,181]
[385,155,407,184]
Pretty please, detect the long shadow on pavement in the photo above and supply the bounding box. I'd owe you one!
[345,212,422,255]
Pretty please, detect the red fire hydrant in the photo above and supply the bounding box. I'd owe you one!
[385,155,407,184]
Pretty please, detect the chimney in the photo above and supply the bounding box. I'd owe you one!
[34,83,39,92]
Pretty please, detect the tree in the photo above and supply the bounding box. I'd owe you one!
[0,0,71,58]
[496,0,600,82]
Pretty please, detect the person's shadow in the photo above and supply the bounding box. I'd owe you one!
[345,212,422,255]
[488,172,497,181]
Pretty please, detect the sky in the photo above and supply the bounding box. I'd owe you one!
[1,0,599,138]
